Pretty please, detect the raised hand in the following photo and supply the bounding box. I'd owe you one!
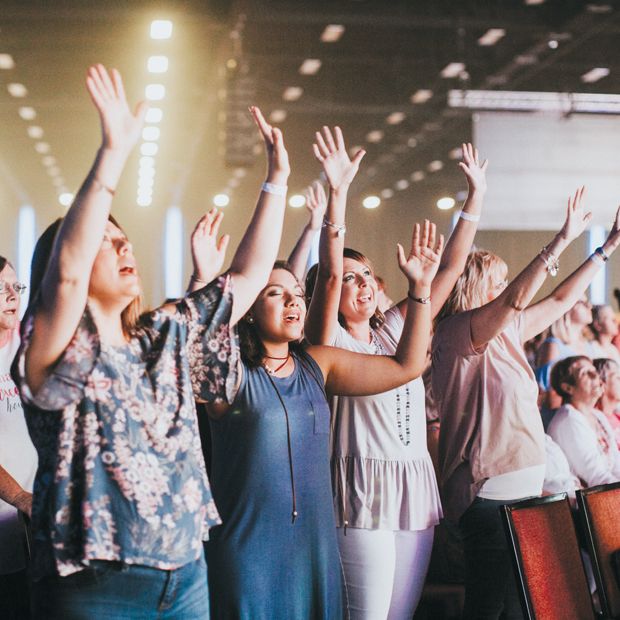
[250,106,290,181]
[458,142,488,195]
[312,126,365,191]
[191,209,230,284]
[603,204,620,254]
[397,220,445,288]
[559,186,592,242]
[304,181,327,231]
[86,64,147,154]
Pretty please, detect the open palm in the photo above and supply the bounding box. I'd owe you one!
[191,209,230,284]
[397,220,444,288]
[313,126,365,190]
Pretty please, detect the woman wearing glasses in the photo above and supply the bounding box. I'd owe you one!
[0,256,37,620]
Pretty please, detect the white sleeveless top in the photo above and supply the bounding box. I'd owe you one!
[330,307,442,530]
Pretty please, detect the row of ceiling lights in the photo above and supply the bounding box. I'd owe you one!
[0,53,73,206]
[136,19,173,207]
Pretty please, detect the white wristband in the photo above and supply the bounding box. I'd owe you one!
[262,182,288,196]
[459,211,480,222]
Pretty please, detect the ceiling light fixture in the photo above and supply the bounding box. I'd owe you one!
[213,194,230,207]
[321,24,345,43]
[366,130,384,143]
[427,160,444,172]
[18,106,36,120]
[283,87,303,101]
[0,53,15,69]
[288,194,306,208]
[145,108,163,123]
[147,55,169,73]
[440,63,466,78]
[437,197,456,210]
[478,28,506,46]
[299,59,322,75]
[7,83,27,97]
[386,112,406,125]
[270,109,287,123]
[27,126,44,139]
[145,84,165,100]
[581,67,610,83]
[363,196,381,209]
[150,20,173,40]
[411,89,433,104]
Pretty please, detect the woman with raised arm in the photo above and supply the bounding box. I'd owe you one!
[304,127,487,619]
[202,220,443,619]
[287,181,327,282]
[432,187,620,619]
[11,65,287,620]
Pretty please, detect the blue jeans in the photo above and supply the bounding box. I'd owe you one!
[32,552,209,619]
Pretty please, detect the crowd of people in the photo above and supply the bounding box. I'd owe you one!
[1,64,620,620]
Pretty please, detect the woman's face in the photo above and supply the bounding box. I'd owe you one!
[339,257,378,324]
[569,297,593,326]
[594,305,619,337]
[567,359,603,405]
[0,265,21,331]
[601,362,620,402]
[88,222,141,308]
[250,268,306,344]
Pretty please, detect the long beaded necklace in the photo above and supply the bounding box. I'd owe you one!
[370,330,411,446]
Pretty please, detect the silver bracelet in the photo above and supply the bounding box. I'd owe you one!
[407,291,430,304]
[322,219,346,238]
[261,182,287,196]
[459,210,480,222]
[539,246,559,277]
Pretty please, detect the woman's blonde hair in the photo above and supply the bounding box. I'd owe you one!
[435,249,507,324]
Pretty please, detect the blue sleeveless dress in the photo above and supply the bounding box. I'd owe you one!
[205,352,344,619]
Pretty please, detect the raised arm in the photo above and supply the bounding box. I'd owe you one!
[25,65,146,393]
[397,143,487,319]
[304,126,365,344]
[187,209,230,293]
[470,186,591,350]
[310,221,444,395]
[523,203,620,342]
[287,181,326,282]
[227,107,290,325]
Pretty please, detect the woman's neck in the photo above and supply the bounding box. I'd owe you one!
[599,394,620,417]
[346,319,372,344]
[0,327,11,349]
[88,302,126,346]
[571,397,599,417]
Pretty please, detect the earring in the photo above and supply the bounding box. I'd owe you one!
[246,316,254,323]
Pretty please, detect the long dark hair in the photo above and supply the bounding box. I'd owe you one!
[29,216,143,336]
[238,260,305,368]
[305,247,385,330]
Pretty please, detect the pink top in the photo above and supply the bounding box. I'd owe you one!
[431,311,545,520]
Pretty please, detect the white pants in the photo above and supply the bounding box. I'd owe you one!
[337,526,434,620]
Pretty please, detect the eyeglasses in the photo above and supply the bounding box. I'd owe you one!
[0,281,27,295]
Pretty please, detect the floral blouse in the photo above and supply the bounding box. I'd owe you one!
[12,276,238,579]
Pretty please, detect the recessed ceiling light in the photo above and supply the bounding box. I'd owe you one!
[228,178,240,188]
[283,87,303,101]
[427,160,444,172]
[270,109,287,123]
[411,89,433,104]
[213,193,230,207]
[411,171,426,182]
[478,28,506,46]
[140,156,155,168]
[548,39,559,49]
[52,177,64,187]
[299,59,322,75]
[27,126,44,139]
[142,126,161,141]
[42,156,56,167]
[18,106,36,120]
[581,67,610,83]
[321,24,345,43]
[145,108,163,123]
[437,197,456,210]
[386,112,406,125]
[145,84,165,100]
[289,194,306,208]
[47,166,60,176]
[366,130,384,143]
[58,192,74,207]
[8,83,27,97]
[525,0,545,5]
[515,54,538,65]
[363,196,381,209]
[150,20,173,40]
[440,63,466,78]
[137,196,153,207]
[380,189,394,199]
[147,55,169,73]
[140,142,158,156]
[395,179,410,191]
[233,168,247,178]
[449,147,463,159]
[34,142,50,154]
[407,137,418,148]
[0,54,15,69]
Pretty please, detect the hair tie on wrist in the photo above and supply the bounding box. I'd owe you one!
[93,177,116,196]
[459,211,480,223]
[595,246,609,262]
[262,182,287,196]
